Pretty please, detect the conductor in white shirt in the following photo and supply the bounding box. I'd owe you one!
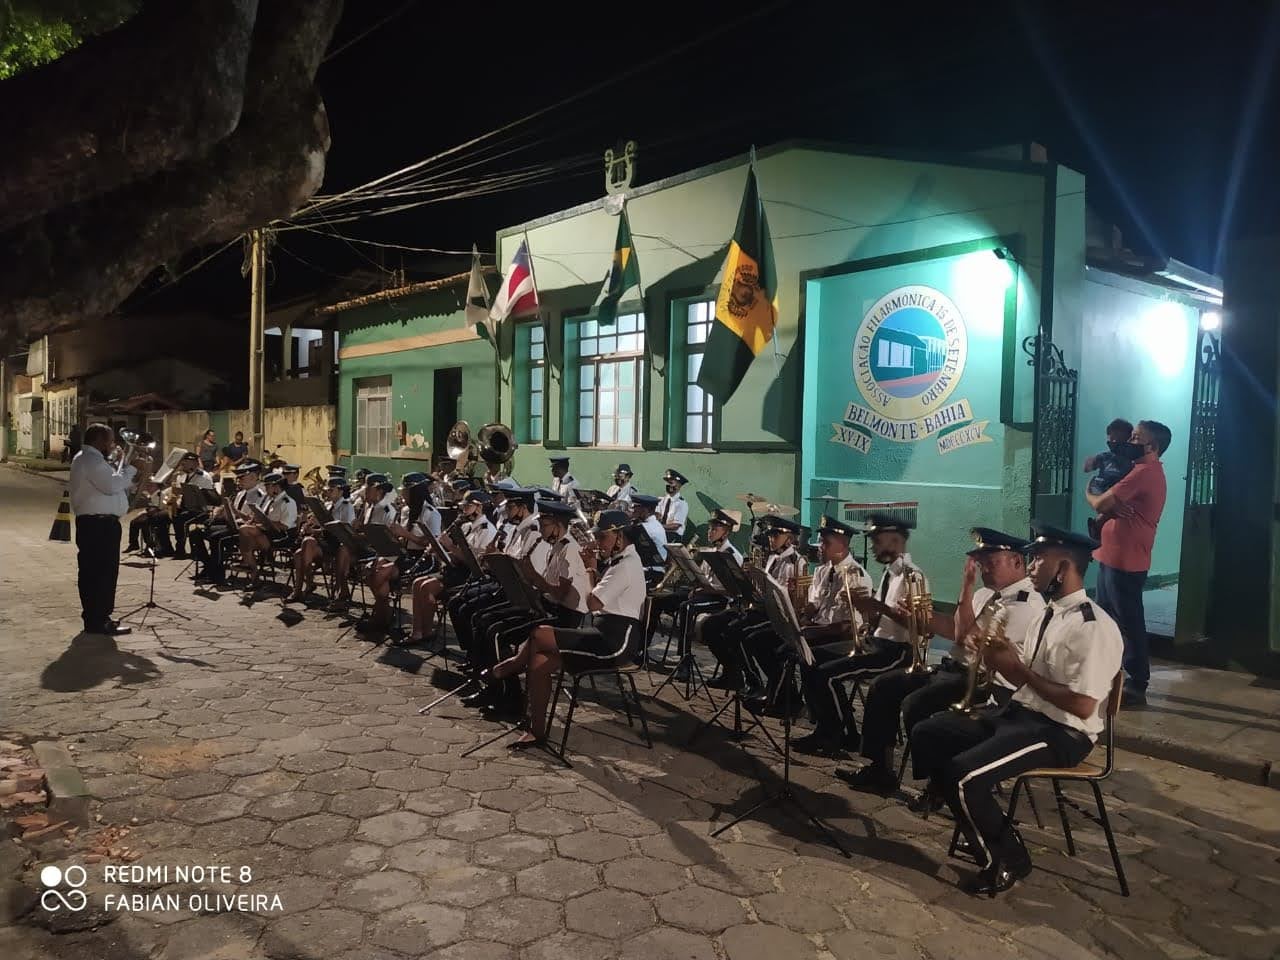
[69,424,147,636]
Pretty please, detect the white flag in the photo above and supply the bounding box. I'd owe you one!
[464,245,495,341]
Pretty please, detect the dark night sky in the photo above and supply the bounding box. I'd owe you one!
[130,0,1279,317]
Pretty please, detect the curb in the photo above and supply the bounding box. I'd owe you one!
[1116,731,1275,789]
[0,462,69,483]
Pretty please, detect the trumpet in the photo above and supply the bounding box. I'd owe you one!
[952,597,1008,715]
[902,568,934,674]
[840,566,871,654]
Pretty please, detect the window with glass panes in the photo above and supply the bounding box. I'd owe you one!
[527,324,546,442]
[683,300,716,446]
[355,379,392,455]
[577,312,644,447]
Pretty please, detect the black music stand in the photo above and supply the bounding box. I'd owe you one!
[173,485,219,581]
[305,497,333,525]
[688,559,783,756]
[710,570,849,858]
[118,515,188,629]
[650,545,721,705]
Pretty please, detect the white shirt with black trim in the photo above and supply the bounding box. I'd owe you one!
[871,553,929,644]
[330,497,356,525]
[591,543,647,621]
[364,494,396,526]
[958,576,1047,689]
[266,492,298,529]
[1012,588,1122,739]
[656,492,688,536]
[543,535,591,614]
[808,553,873,628]
[416,501,442,538]
[464,516,497,553]
[551,474,579,505]
[640,515,669,562]
[765,546,802,586]
[606,482,635,504]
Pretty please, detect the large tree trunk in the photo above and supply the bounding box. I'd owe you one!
[0,0,344,345]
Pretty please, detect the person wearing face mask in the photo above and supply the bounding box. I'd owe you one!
[655,469,690,542]
[606,464,636,505]
[907,523,1122,897]
[1085,419,1170,706]
[837,527,1046,794]
[407,488,496,643]
[1081,418,1136,541]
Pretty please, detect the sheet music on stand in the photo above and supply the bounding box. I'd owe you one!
[152,447,189,485]
[485,554,546,615]
[363,524,405,558]
[627,524,666,569]
[249,505,273,529]
[747,568,814,667]
[666,544,717,592]
[701,549,754,602]
[305,496,333,524]
[450,526,485,577]
[324,520,363,554]
[180,484,211,513]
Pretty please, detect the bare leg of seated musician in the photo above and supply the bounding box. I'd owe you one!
[410,575,446,642]
[288,537,324,602]
[237,524,272,583]
[491,624,560,746]
[363,560,398,630]
[328,546,354,610]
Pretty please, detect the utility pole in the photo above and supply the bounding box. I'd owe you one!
[248,228,267,456]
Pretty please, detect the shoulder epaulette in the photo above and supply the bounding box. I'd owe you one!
[1078,602,1096,622]
[1015,590,1029,602]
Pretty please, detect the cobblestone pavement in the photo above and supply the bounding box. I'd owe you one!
[2,468,1279,960]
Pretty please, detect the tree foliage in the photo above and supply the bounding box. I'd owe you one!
[0,0,139,80]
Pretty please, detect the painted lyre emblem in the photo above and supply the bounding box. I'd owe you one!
[604,141,637,196]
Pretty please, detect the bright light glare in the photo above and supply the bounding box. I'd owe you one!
[952,252,1013,335]
[1137,302,1190,378]
[1200,311,1221,332]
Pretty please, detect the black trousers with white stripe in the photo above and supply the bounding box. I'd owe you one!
[910,702,1093,870]
[800,637,911,742]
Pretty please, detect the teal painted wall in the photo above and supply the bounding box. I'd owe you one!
[1074,273,1198,581]
[336,286,497,479]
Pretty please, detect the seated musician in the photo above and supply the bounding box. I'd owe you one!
[706,515,804,697]
[791,516,879,755]
[627,494,669,574]
[606,463,636,505]
[125,480,174,557]
[358,473,440,633]
[287,477,356,602]
[839,527,1046,793]
[350,468,371,515]
[171,451,216,559]
[281,464,306,508]
[328,473,396,610]
[549,456,579,506]
[655,469,690,542]
[481,509,646,748]
[237,471,299,586]
[190,462,267,585]
[488,476,519,527]
[407,489,496,642]
[671,508,743,680]
[909,524,1122,896]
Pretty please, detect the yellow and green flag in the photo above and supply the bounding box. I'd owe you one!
[593,211,641,326]
[697,164,776,404]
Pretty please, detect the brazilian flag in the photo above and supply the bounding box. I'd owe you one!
[697,165,776,404]
[593,212,641,326]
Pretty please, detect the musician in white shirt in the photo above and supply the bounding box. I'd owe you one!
[287,477,353,603]
[237,471,299,585]
[655,468,690,541]
[549,456,579,506]
[190,462,266,585]
[408,490,492,642]
[69,423,146,635]
[605,463,636,505]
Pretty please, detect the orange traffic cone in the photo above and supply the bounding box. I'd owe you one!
[49,489,72,542]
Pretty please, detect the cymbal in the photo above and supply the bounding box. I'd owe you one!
[806,494,840,502]
[734,492,771,505]
[758,502,800,517]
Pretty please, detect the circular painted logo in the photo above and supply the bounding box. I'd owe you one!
[853,285,967,421]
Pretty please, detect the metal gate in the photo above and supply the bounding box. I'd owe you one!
[1174,328,1221,643]
[1025,331,1079,530]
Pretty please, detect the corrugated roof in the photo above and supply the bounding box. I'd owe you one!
[317,267,496,315]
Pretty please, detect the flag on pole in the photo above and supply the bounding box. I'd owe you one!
[489,239,539,326]
[696,164,777,405]
[464,244,495,342]
[593,211,641,326]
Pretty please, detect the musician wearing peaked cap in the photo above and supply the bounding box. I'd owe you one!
[909,522,1122,896]
[606,463,636,505]
[838,527,1045,794]
[287,477,356,602]
[408,489,496,643]
[627,494,669,569]
[549,456,579,506]
[237,471,299,587]
[656,469,690,541]
[189,461,267,586]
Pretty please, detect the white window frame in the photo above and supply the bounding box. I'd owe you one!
[527,324,546,443]
[682,300,716,448]
[355,379,392,456]
[577,312,644,449]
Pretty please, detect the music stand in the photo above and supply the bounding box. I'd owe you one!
[118,510,188,630]
[305,497,333,525]
[710,570,849,857]
[173,485,216,580]
[651,545,721,705]
[628,524,667,570]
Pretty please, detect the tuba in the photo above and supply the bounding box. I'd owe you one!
[902,568,934,674]
[477,422,517,476]
[303,466,326,497]
[952,597,1008,715]
[446,420,477,475]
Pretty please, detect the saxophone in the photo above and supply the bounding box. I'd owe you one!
[952,597,1008,715]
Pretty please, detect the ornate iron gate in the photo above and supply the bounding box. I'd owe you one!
[1025,332,1079,530]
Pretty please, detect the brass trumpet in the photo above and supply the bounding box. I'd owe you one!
[952,597,1008,715]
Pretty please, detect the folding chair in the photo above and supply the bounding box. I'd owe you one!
[548,661,653,764]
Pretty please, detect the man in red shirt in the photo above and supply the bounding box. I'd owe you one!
[1085,419,1171,705]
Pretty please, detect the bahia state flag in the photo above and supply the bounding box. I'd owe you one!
[593,212,641,326]
[696,164,777,405]
[489,239,539,325]
[464,244,496,343]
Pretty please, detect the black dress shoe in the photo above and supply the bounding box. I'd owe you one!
[1121,684,1147,707]
[961,859,1032,897]
[907,786,946,817]
[791,732,844,756]
[99,622,132,636]
[835,764,900,794]
[706,674,741,691]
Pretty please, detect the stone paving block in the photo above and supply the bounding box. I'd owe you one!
[372,766,446,792]
[636,827,721,866]
[327,787,400,818]
[387,734,449,756]
[516,858,600,900]
[370,901,467,954]
[173,793,251,824]
[263,907,366,959]
[157,912,265,960]
[250,790,327,822]
[566,888,655,939]
[387,837,471,874]
[473,834,552,871]
[307,842,386,878]
[688,863,774,897]
[720,923,818,960]
[329,736,389,755]
[619,927,717,960]
[348,750,414,773]
[523,931,618,960]
[423,866,514,907]
[604,856,687,894]
[555,830,633,863]
[468,895,563,945]
[213,753,280,777]
[425,941,516,960]
[590,809,663,838]
[751,891,844,933]
[404,784,473,817]
[437,807,512,842]
[229,769,303,797]
[304,767,372,795]
[447,767,521,792]
[546,789,619,816]
[340,869,421,912]
[514,807,587,838]
[653,885,747,933]
[478,787,545,813]
[825,929,920,960]
[356,810,433,845]
[273,813,355,849]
